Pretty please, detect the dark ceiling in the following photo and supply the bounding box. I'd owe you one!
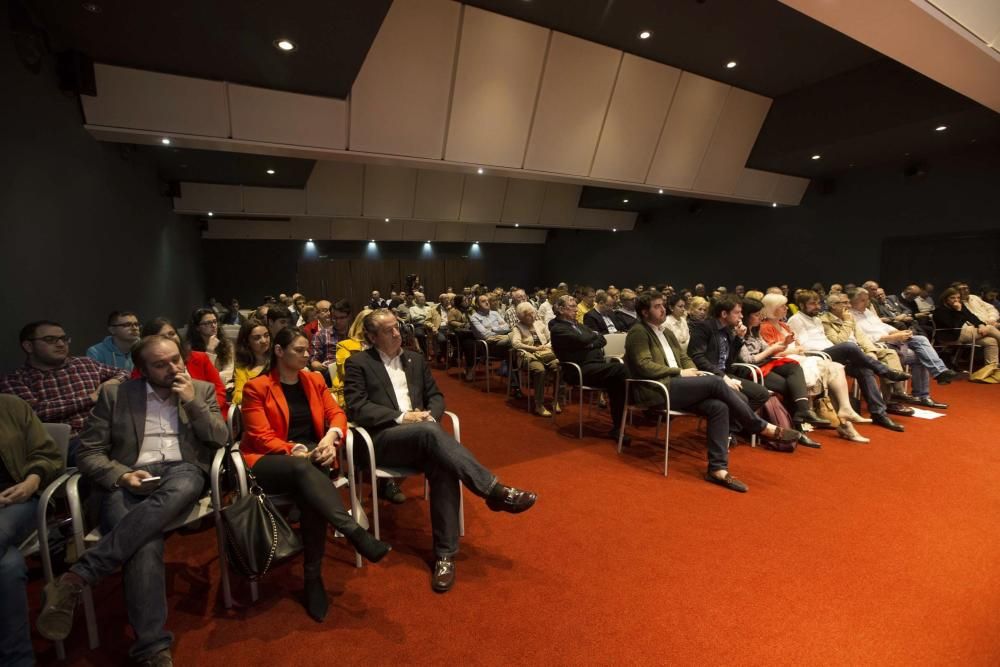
[138,146,316,189]
[25,0,391,98]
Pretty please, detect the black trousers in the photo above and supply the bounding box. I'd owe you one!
[762,363,810,419]
[574,361,629,428]
[251,455,357,576]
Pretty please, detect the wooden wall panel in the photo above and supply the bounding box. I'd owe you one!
[228,84,347,149]
[444,7,549,167]
[590,55,681,183]
[349,0,461,158]
[646,72,730,190]
[522,32,620,176]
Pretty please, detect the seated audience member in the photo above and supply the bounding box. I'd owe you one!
[693,283,707,298]
[583,292,620,335]
[186,308,235,386]
[432,294,453,366]
[232,321,271,406]
[252,305,269,323]
[504,289,529,329]
[369,291,385,310]
[934,287,1000,365]
[687,296,770,412]
[740,299,868,443]
[892,284,934,336]
[141,318,228,413]
[744,290,764,302]
[663,294,690,351]
[447,295,474,370]
[299,304,318,331]
[36,335,228,664]
[625,293,800,492]
[872,286,913,331]
[606,287,621,309]
[344,311,536,592]
[687,296,710,323]
[301,300,325,345]
[538,289,561,325]
[549,295,629,441]
[957,282,999,326]
[848,288,957,392]
[0,395,63,666]
[87,311,141,371]
[575,286,596,324]
[289,293,307,325]
[613,289,638,331]
[468,294,512,384]
[310,300,350,386]
[408,292,433,355]
[241,328,391,621]
[511,302,561,417]
[266,306,293,339]
[786,293,909,432]
[333,309,373,408]
[2,321,127,463]
[982,285,1000,311]
[222,298,246,326]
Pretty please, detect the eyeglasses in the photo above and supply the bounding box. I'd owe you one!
[198,320,219,327]
[31,335,71,344]
[111,322,140,329]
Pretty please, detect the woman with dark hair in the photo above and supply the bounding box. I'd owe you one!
[240,328,390,622]
[934,287,999,365]
[663,293,690,351]
[138,318,227,412]
[232,321,270,405]
[185,308,235,386]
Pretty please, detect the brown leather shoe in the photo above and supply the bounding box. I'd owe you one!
[486,485,537,514]
[36,575,83,641]
[431,557,456,593]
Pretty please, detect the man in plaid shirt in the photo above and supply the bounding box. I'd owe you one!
[1,321,127,462]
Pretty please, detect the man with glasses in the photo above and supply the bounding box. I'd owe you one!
[87,311,141,371]
[310,300,351,385]
[1,321,127,462]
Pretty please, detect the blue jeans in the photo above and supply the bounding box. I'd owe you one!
[0,497,39,667]
[71,461,206,661]
[890,335,946,398]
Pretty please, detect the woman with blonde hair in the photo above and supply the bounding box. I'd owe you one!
[332,308,373,407]
[687,296,710,322]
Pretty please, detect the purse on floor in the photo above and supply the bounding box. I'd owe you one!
[814,394,842,427]
[221,451,302,580]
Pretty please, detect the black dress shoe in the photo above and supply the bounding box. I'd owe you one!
[883,369,912,382]
[610,427,631,447]
[798,433,822,449]
[890,392,921,405]
[915,396,948,409]
[378,479,406,504]
[486,485,537,514]
[798,410,832,427]
[935,369,958,385]
[886,403,915,417]
[431,557,455,593]
[872,413,905,432]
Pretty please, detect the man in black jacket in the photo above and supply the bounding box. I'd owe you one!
[687,296,769,412]
[344,311,536,594]
[583,292,620,335]
[549,295,630,441]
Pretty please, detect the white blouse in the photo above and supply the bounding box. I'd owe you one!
[663,315,690,351]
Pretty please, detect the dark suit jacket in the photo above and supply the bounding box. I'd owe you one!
[624,322,695,405]
[687,319,745,376]
[583,308,619,335]
[613,310,638,332]
[344,347,445,436]
[549,317,607,368]
[77,378,228,490]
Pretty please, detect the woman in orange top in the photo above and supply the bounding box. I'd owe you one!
[240,327,390,622]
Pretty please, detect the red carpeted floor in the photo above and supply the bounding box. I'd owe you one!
[30,370,1000,666]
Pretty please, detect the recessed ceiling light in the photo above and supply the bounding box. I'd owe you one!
[207,211,214,217]
[274,39,297,53]
[657,189,663,194]
[476,167,484,174]
[811,155,821,160]
[612,228,617,232]
[81,2,101,13]
[771,202,777,208]
[160,137,171,145]
[726,61,737,69]
[935,125,947,132]
[474,241,479,244]
[370,239,375,243]
[307,238,313,242]
[639,31,651,40]
[266,169,276,174]
[426,240,431,244]
[623,199,629,203]
[384,217,390,222]
[514,223,519,227]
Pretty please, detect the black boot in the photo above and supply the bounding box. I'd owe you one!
[303,570,329,622]
[348,526,392,563]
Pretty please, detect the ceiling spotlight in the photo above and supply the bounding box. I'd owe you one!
[639,31,651,40]
[514,223,519,227]
[207,211,214,217]
[477,167,484,175]
[426,240,431,244]
[274,39,297,53]
[657,189,663,194]
[307,238,313,242]
[726,61,737,69]
[370,239,375,243]
[474,241,479,245]
[81,2,101,13]
[935,125,947,132]
[266,169,276,174]
[160,137,171,145]
[771,202,777,208]
[622,199,629,203]
[384,217,390,222]
[811,155,821,160]
[612,228,617,233]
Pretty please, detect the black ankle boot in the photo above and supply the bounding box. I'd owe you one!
[303,575,328,622]
[348,526,392,563]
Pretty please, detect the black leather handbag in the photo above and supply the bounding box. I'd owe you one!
[221,453,302,580]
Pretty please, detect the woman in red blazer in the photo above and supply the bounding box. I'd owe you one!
[240,327,390,622]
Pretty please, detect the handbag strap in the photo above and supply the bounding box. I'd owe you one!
[225,444,265,497]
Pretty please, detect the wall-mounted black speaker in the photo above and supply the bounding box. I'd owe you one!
[56,50,96,96]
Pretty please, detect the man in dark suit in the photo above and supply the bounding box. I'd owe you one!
[687,296,769,412]
[583,292,620,335]
[344,310,536,593]
[36,335,228,666]
[613,289,639,331]
[549,295,630,441]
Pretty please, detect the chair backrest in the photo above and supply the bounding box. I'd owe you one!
[221,324,241,343]
[227,404,243,444]
[43,422,72,468]
[604,332,628,359]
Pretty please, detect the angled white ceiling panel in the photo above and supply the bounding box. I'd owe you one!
[734,168,781,202]
[500,179,547,225]
[458,175,507,222]
[228,84,347,149]
[362,165,417,219]
[772,174,811,205]
[522,32,621,176]
[693,88,772,195]
[463,225,495,242]
[242,186,306,216]
[434,222,467,242]
[591,54,681,183]
[539,183,581,227]
[306,161,364,216]
[349,0,461,158]
[368,218,405,241]
[444,7,549,167]
[413,170,464,220]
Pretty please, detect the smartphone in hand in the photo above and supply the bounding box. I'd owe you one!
[140,476,162,485]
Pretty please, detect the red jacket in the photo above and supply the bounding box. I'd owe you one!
[130,350,227,414]
[240,369,346,468]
